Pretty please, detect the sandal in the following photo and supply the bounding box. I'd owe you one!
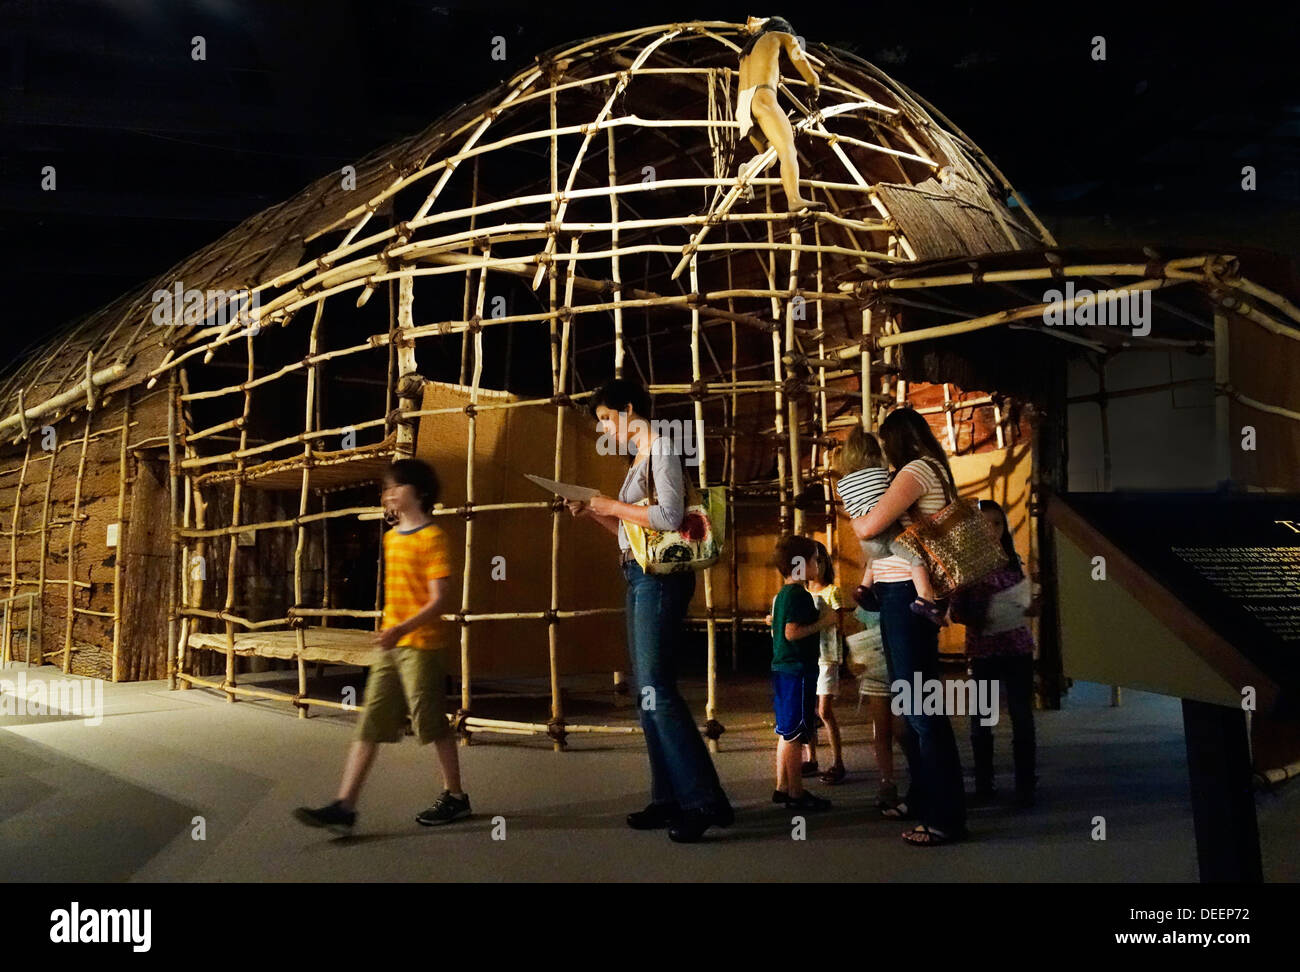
[880,800,911,819]
[819,764,846,785]
[902,824,963,847]
[909,598,947,626]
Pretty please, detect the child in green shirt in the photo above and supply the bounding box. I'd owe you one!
[768,534,838,810]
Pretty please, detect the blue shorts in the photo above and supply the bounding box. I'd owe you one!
[772,671,816,742]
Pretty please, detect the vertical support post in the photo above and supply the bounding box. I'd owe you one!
[4,438,33,669]
[608,127,625,380]
[942,383,957,455]
[786,229,803,535]
[111,389,131,682]
[292,300,324,718]
[167,370,181,689]
[223,332,255,701]
[62,367,95,673]
[395,275,418,458]
[177,367,202,688]
[729,315,740,673]
[689,252,720,751]
[35,413,57,664]
[608,130,629,697]
[771,331,787,532]
[543,86,561,747]
[814,221,833,561]
[377,280,396,630]
[458,157,480,386]
[459,243,491,743]
[1181,699,1263,882]
[545,239,575,752]
[861,309,873,433]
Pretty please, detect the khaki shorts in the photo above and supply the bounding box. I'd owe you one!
[354,645,451,744]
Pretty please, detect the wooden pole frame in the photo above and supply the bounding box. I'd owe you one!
[26,22,1300,754]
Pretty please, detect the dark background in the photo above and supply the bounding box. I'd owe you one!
[1,0,1297,363]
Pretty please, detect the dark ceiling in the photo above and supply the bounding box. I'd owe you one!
[2,0,1297,365]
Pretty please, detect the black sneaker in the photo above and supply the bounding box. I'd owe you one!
[293,800,356,835]
[787,791,832,811]
[667,803,734,843]
[627,802,680,830]
[416,790,471,826]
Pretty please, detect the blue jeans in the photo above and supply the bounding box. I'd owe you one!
[876,580,967,834]
[970,654,1036,793]
[623,562,728,812]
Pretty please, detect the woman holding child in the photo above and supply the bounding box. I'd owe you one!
[844,409,968,846]
[563,378,733,844]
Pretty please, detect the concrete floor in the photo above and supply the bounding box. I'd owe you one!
[1,662,1295,882]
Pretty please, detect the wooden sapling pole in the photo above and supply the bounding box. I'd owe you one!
[111,389,131,681]
[862,309,874,432]
[62,353,96,673]
[545,239,576,752]
[771,316,788,531]
[609,138,628,697]
[458,157,480,386]
[785,229,804,535]
[689,252,721,751]
[395,275,419,458]
[529,30,678,292]
[223,332,255,702]
[608,127,625,379]
[814,221,834,570]
[167,369,182,688]
[293,300,325,718]
[4,437,32,667]
[727,250,740,673]
[321,490,330,630]
[459,243,491,743]
[177,366,204,686]
[942,384,957,454]
[35,411,57,664]
[315,346,329,631]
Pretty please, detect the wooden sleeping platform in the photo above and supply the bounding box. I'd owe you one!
[179,626,664,739]
[179,626,377,715]
[187,626,378,666]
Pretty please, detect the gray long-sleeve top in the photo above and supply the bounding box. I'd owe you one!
[616,440,686,553]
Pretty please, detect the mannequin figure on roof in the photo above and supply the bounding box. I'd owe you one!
[736,16,827,212]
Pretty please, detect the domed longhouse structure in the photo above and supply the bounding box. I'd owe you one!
[1,20,1295,747]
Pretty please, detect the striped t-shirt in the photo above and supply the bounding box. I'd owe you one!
[835,466,891,518]
[870,458,951,583]
[382,521,452,648]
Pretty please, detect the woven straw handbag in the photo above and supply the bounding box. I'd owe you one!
[890,458,1006,598]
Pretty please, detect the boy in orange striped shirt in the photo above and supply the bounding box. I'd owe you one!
[294,459,470,833]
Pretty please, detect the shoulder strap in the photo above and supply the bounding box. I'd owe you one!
[919,456,955,505]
